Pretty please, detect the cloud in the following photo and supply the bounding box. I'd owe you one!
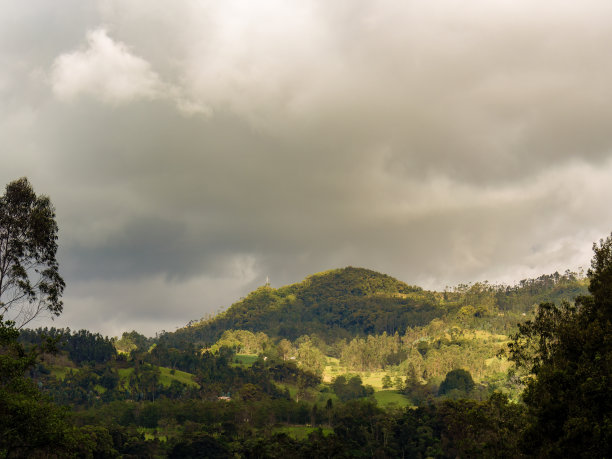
[50,28,209,114]
[3,1,612,335]
[51,260,259,337]
[51,28,164,103]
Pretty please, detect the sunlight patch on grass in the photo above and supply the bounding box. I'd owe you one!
[374,390,412,408]
[273,425,333,440]
[118,367,134,381]
[49,365,72,381]
[158,366,198,388]
[234,354,258,366]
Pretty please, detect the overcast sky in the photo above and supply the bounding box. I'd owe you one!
[3,1,612,336]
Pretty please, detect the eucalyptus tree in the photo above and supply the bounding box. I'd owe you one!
[0,177,64,328]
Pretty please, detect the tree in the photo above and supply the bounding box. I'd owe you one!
[0,318,76,456]
[0,180,82,456]
[296,338,325,376]
[438,369,475,396]
[277,338,293,361]
[507,234,612,457]
[0,178,64,328]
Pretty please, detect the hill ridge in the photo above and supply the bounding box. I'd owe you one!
[159,266,588,348]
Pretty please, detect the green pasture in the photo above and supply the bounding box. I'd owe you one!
[49,365,72,380]
[273,425,333,440]
[234,354,259,366]
[158,366,198,388]
[374,390,412,408]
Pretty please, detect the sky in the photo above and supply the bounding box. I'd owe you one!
[3,1,612,337]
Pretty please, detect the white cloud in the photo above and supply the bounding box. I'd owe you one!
[3,1,612,335]
[51,28,164,103]
[50,28,210,115]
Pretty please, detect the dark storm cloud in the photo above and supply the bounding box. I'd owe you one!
[2,0,612,335]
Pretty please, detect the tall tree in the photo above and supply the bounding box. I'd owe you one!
[508,234,612,457]
[0,311,76,456]
[0,178,64,328]
[0,179,76,456]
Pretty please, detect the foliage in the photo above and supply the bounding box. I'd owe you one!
[332,375,374,401]
[113,330,153,354]
[0,319,76,457]
[19,327,116,365]
[0,178,64,328]
[162,267,442,346]
[2,180,603,459]
[438,368,475,396]
[507,234,612,457]
[210,329,270,354]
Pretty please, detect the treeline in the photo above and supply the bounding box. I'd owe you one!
[444,270,587,315]
[19,327,116,365]
[67,393,526,458]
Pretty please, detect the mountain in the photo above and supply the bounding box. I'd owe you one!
[164,267,443,345]
[160,266,588,348]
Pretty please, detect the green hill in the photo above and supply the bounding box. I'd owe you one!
[161,267,588,348]
[165,267,442,345]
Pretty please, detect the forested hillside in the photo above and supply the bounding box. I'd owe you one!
[6,265,597,457]
[161,267,587,348]
[163,268,440,345]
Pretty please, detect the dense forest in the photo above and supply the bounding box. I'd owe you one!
[1,177,610,458]
[4,258,606,457]
[162,266,586,346]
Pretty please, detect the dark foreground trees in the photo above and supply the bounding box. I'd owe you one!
[508,234,612,457]
[0,319,77,457]
[0,179,75,457]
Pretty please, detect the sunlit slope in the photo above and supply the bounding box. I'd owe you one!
[167,267,442,345]
[162,267,588,347]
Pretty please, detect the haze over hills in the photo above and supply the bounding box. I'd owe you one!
[161,266,588,347]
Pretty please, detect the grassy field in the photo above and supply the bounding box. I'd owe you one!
[118,366,198,388]
[158,366,198,388]
[373,390,412,408]
[234,354,259,366]
[361,372,401,390]
[322,357,342,383]
[117,367,134,381]
[49,363,196,389]
[323,357,404,391]
[273,425,333,440]
[49,365,73,380]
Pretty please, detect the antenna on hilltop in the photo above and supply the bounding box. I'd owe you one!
[265,276,270,287]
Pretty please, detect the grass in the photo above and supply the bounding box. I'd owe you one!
[374,390,412,408]
[323,357,402,391]
[158,366,198,388]
[93,384,107,394]
[118,367,135,382]
[234,354,259,366]
[273,425,333,440]
[361,371,397,390]
[49,365,73,381]
[50,363,197,391]
[118,366,198,388]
